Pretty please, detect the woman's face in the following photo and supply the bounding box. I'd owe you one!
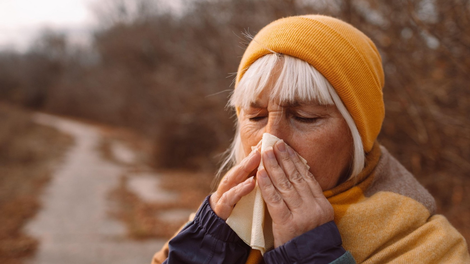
[239,87,354,191]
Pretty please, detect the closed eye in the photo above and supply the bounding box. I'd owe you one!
[293,116,318,123]
[249,116,267,122]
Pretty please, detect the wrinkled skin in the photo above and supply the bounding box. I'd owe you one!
[210,85,354,248]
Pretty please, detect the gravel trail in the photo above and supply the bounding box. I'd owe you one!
[25,113,165,264]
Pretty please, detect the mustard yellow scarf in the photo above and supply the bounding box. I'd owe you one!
[244,144,469,263]
[152,144,469,264]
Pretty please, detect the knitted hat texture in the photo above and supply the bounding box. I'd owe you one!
[236,15,385,152]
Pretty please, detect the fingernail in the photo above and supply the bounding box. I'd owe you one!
[266,148,275,160]
[277,141,286,153]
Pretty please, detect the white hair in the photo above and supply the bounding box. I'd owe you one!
[219,54,364,181]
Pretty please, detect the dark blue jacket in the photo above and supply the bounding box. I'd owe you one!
[163,196,355,264]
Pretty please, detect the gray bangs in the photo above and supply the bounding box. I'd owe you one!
[230,54,334,109]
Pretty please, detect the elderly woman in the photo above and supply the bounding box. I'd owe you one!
[152,15,469,263]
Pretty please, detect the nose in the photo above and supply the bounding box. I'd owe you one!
[264,114,288,140]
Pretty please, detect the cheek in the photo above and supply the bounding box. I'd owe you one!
[239,121,264,155]
[294,120,353,190]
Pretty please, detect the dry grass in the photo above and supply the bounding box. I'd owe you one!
[0,103,73,264]
[97,126,151,167]
[99,129,214,240]
[108,170,213,240]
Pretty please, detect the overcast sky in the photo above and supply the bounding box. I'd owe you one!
[0,0,185,52]
[0,0,96,51]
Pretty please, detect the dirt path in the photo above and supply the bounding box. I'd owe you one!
[25,113,165,264]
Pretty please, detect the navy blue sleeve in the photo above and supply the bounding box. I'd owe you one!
[264,221,351,264]
[163,196,251,264]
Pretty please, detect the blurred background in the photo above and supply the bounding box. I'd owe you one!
[0,0,469,263]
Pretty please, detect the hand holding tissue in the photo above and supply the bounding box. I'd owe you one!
[226,133,309,254]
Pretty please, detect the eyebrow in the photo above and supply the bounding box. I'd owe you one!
[280,101,302,107]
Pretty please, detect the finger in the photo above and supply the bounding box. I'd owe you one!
[263,147,303,210]
[215,150,260,198]
[257,169,291,224]
[273,141,312,198]
[284,145,334,223]
[214,176,255,220]
[286,145,324,198]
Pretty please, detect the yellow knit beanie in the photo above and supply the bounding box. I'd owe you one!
[236,15,385,153]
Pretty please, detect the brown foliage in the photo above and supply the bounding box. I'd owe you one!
[336,0,470,241]
[0,0,469,243]
[108,171,213,239]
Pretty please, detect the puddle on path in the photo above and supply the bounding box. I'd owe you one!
[127,173,179,203]
[110,141,138,165]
